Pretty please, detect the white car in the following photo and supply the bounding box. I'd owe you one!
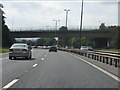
[9,43,32,60]
[80,46,93,51]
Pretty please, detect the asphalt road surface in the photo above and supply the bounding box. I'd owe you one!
[1,49,119,88]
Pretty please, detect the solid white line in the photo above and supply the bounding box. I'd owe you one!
[41,58,44,61]
[2,79,19,89]
[67,53,120,82]
[32,64,38,68]
[0,53,8,55]
[0,57,9,60]
[5,57,9,59]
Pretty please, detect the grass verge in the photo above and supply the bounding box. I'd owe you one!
[0,48,9,53]
[99,49,120,52]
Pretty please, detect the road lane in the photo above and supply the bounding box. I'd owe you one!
[8,50,118,88]
[1,49,49,88]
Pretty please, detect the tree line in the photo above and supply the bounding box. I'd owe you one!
[2,9,15,48]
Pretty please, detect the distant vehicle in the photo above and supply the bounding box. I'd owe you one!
[80,46,93,51]
[49,46,57,52]
[9,43,32,60]
[42,46,49,49]
[34,46,38,48]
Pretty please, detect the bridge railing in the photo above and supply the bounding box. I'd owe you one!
[58,48,120,67]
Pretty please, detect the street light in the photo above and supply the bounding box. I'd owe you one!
[53,20,60,46]
[53,20,60,37]
[79,0,84,48]
[64,9,70,28]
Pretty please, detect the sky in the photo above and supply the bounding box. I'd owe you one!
[0,0,119,31]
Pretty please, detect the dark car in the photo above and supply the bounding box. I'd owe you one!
[49,46,57,52]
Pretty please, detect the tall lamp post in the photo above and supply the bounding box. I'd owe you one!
[79,0,84,48]
[53,20,60,37]
[53,20,60,46]
[64,9,70,28]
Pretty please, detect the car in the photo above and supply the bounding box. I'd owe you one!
[49,46,57,52]
[34,46,38,48]
[80,46,93,51]
[9,43,32,60]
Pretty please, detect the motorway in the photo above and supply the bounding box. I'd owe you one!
[0,49,119,88]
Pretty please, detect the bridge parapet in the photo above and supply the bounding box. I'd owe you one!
[10,29,116,39]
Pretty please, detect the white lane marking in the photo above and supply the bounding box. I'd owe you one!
[32,64,38,68]
[67,52,120,82]
[0,57,9,60]
[2,79,19,89]
[5,57,9,59]
[41,58,44,61]
[0,53,8,55]
[45,55,46,57]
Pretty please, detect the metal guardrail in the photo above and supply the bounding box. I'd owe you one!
[58,48,120,67]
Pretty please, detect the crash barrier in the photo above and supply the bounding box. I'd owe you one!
[58,48,120,67]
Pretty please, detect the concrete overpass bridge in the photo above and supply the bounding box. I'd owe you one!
[10,29,117,48]
[10,29,115,38]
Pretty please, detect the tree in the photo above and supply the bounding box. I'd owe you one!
[99,23,106,30]
[58,26,69,47]
[2,8,15,47]
[71,37,79,48]
[21,39,27,43]
[59,26,68,31]
[35,38,45,46]
[58,39,65,47]
[81,37,93,46]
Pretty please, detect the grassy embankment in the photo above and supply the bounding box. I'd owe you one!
[0,48,9,53]
[98,49,120,52]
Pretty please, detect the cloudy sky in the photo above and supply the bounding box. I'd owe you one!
[1,0,119,31]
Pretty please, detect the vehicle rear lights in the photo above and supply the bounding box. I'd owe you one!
[9,49,13,51]
[22,49,27,51]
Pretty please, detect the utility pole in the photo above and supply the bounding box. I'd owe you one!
[64,9,70,28]
[79,0,84,48]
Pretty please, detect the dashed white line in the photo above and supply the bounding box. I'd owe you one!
[41,58,44,61]
[2,79,19,89]
[67,52,120,82]
[32,64,38,68]
[45,55,46,57]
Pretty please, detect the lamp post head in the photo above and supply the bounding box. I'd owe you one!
[64,9,67,11]
[68,9,70,11]
[64,9,70,12]
[0,3,3,8]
